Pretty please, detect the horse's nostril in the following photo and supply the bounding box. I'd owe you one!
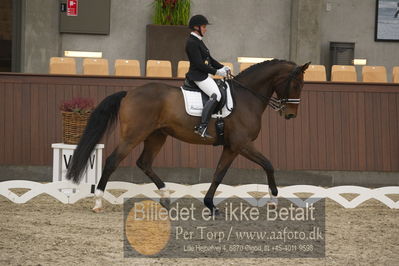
[286,114,296,119]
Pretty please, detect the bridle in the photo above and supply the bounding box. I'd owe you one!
[227,67,302,112]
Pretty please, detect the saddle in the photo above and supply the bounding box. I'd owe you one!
[180,79,234,146]
[181,78,230,114]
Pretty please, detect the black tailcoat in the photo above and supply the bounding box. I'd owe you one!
[185,34,223,81]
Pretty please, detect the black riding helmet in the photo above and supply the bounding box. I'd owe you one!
[189,15,210,30]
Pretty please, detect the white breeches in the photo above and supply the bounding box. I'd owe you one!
[194,76,221,101]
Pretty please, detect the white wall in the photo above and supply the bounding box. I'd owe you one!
[60,0,292,74]
[320,0,399,81]
[22,0,291,74]
[191,0,292,71]
[22,0,60,73]
[21,0,399,81]
[60,0,152,74]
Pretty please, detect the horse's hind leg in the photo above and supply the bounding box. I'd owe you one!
[239,143,278,206]
[93,139,137,212]
[204,146,238,214]
[136,130,167,189]
[136,130,170,207]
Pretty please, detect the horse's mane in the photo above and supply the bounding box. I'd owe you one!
[235,59,296,79]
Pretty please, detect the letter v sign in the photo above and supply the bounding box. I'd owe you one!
[63,154,72,169]
[89,154,96,169]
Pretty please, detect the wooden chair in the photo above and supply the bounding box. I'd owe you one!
[303,65,326,81]
[362,66,387,82]
[214,62,234,79]
[146,60,172,78]
[331,65,357,82]
[177,61,189,78]
[115,59,140,76]
[392,66,399,83]
[49,57,76,74]
[83,58,109,75]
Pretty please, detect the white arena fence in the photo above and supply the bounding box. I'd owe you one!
[0,181,398,209]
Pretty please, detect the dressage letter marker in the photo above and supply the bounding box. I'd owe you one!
[52,143,104,194]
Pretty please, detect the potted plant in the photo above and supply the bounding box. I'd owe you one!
[60,97,94,144]
[152,0,190,25]
[146,0,191,77]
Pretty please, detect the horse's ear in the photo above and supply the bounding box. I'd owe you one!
[301,62,311,72]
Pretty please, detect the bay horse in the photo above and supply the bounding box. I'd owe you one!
[66,59,310,213]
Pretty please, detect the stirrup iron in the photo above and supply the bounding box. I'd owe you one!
[195,124,213,139]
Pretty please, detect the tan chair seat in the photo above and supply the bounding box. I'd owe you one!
[115,59,140,76]
[392,66,399,83]
[83,58,109,75]
[239,62,255,72]
[362,66,387,82]
[49,57,76,74]
[304,65,326,81]
[177,61,189,78]
[331,65,357,82]
[146,60,172,78]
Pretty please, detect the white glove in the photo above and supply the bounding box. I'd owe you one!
[223,65,231,73]
[216,68,227,77]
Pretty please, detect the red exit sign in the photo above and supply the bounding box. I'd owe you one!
[67,0,78,16]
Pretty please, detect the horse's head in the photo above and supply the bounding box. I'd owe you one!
[273,62,310,119]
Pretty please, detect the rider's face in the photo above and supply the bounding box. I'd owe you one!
[199,25,207,36]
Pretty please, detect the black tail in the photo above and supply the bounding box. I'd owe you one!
[66,91,127,183]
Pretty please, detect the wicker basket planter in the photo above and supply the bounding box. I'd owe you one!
[61,111,91,144]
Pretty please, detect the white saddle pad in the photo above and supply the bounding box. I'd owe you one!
[180,82,234,118]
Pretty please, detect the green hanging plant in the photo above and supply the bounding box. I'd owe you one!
[152,0,191,26]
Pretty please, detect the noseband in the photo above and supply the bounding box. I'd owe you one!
[268,97,300,112]
[228,66,302,112]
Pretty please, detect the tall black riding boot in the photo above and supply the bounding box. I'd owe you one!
[195,94,219,138]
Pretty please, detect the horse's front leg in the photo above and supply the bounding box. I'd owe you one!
[239,143,278,206]
[204,146,238,214]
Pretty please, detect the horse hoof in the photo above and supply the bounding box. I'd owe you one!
[92,207,103,213]
[160,198,171,210]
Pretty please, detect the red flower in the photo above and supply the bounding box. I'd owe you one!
[60,97,94,114]
[163,0,177,8]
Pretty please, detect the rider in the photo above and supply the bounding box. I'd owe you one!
[185,14,230,139]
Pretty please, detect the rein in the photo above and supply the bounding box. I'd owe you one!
[227,73,271,103]
[227,70,301,112]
